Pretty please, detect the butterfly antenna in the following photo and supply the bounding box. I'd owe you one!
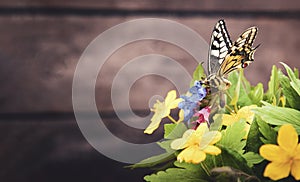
[254,43,261,50]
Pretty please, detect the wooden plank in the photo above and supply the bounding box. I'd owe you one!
[0,17,299,113]
[0,119,153,181]
[0,0,299,11]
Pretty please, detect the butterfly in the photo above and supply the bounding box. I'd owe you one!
[203,19,259,93]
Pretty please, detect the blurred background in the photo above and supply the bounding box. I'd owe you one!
[0,0,299,181]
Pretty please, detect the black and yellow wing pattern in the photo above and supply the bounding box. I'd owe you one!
[206,19,258,91]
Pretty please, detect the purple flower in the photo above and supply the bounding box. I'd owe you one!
[178,96,198,121]
[189,81,207,101]
[178,81,207,121]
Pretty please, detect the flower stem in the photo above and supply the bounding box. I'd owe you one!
[234,104,238,113]
[167,115,177,123]
[200,162,211,176]
[225,105,233,113]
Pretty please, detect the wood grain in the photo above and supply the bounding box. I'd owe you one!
[0,0,299,11]
[0,17,299,113]
[0,119,152,182]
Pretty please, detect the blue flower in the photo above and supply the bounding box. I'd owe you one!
[178,96,198,121]
[189,81,207,101]
[178,81,207,121]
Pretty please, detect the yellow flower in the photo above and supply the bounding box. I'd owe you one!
[144,90,183,134]
[259,124,300,181]
[222,105,257,137]
[171,123,221,164]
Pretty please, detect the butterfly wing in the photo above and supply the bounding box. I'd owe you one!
[208,20,232,75]
[234,27,258,47]
[218,27,258,76]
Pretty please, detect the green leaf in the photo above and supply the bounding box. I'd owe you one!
[294,67,299,78]
[281,62,300,96]
[127,152,175,169]
[279,72,300,109]
[210,113,223,131]
[174,159,215,178]
[229,69,241,106]
[215,146,253,175]
[227,72,239,105]
[253,102,300,134]
[266,65,281,105]
[240,69,251,91]
[174,161,207,172]
[227,71,252,107]
[238,92,253,107]
[256,116,277,144]
[164,122,187,140]
[144,168,208,182]
[157,140,175,153]
[239,70,255,106]
[249,83,264,105]
[267,65,279,96]
[257,119,277,144]
[218,120,247,154]
[190,63,207,87]
[164,123,176,138]
[144,161,209,182]
[243,152,264,167]
[245,118,263,153]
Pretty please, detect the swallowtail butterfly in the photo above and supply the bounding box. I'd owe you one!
[204,19,259,92]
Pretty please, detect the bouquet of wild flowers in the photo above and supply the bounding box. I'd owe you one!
[130,63,300,182]
[129,20,300,182]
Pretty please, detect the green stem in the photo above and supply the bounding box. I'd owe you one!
[225,104,233,113]
[167,115,177,123]
[200,162,211,176]
[234,104,238,113]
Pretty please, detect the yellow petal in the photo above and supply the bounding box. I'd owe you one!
[260,144,290,163]
[164,90,177,105]
[171,129,194,150]
[208,131,222,145]
[243,123,251,139]
[152,101,169,118]
[171,138,188,150]
[177,145,206,164]
[182,129,195,139]
[161,107,171,117]
[222,114,237,126]
[177,109,184,122]
[144,115,164,134]
[264,162,291,180]
[151,111,163,121]
[168,98,183,109]
[237,105,256,124]
[194,123,209,136]
[154,105,170,119]
[295,144,300,160]
[202,145,221,155]
[291,159,300,180]
[186,124,207,146]
[278,124,298,154]
[151,102,159,112]
[200,131,221,148]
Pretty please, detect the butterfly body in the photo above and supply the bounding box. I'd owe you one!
[204,74,231,93]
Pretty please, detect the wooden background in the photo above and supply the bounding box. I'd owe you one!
[0,0,299,181]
